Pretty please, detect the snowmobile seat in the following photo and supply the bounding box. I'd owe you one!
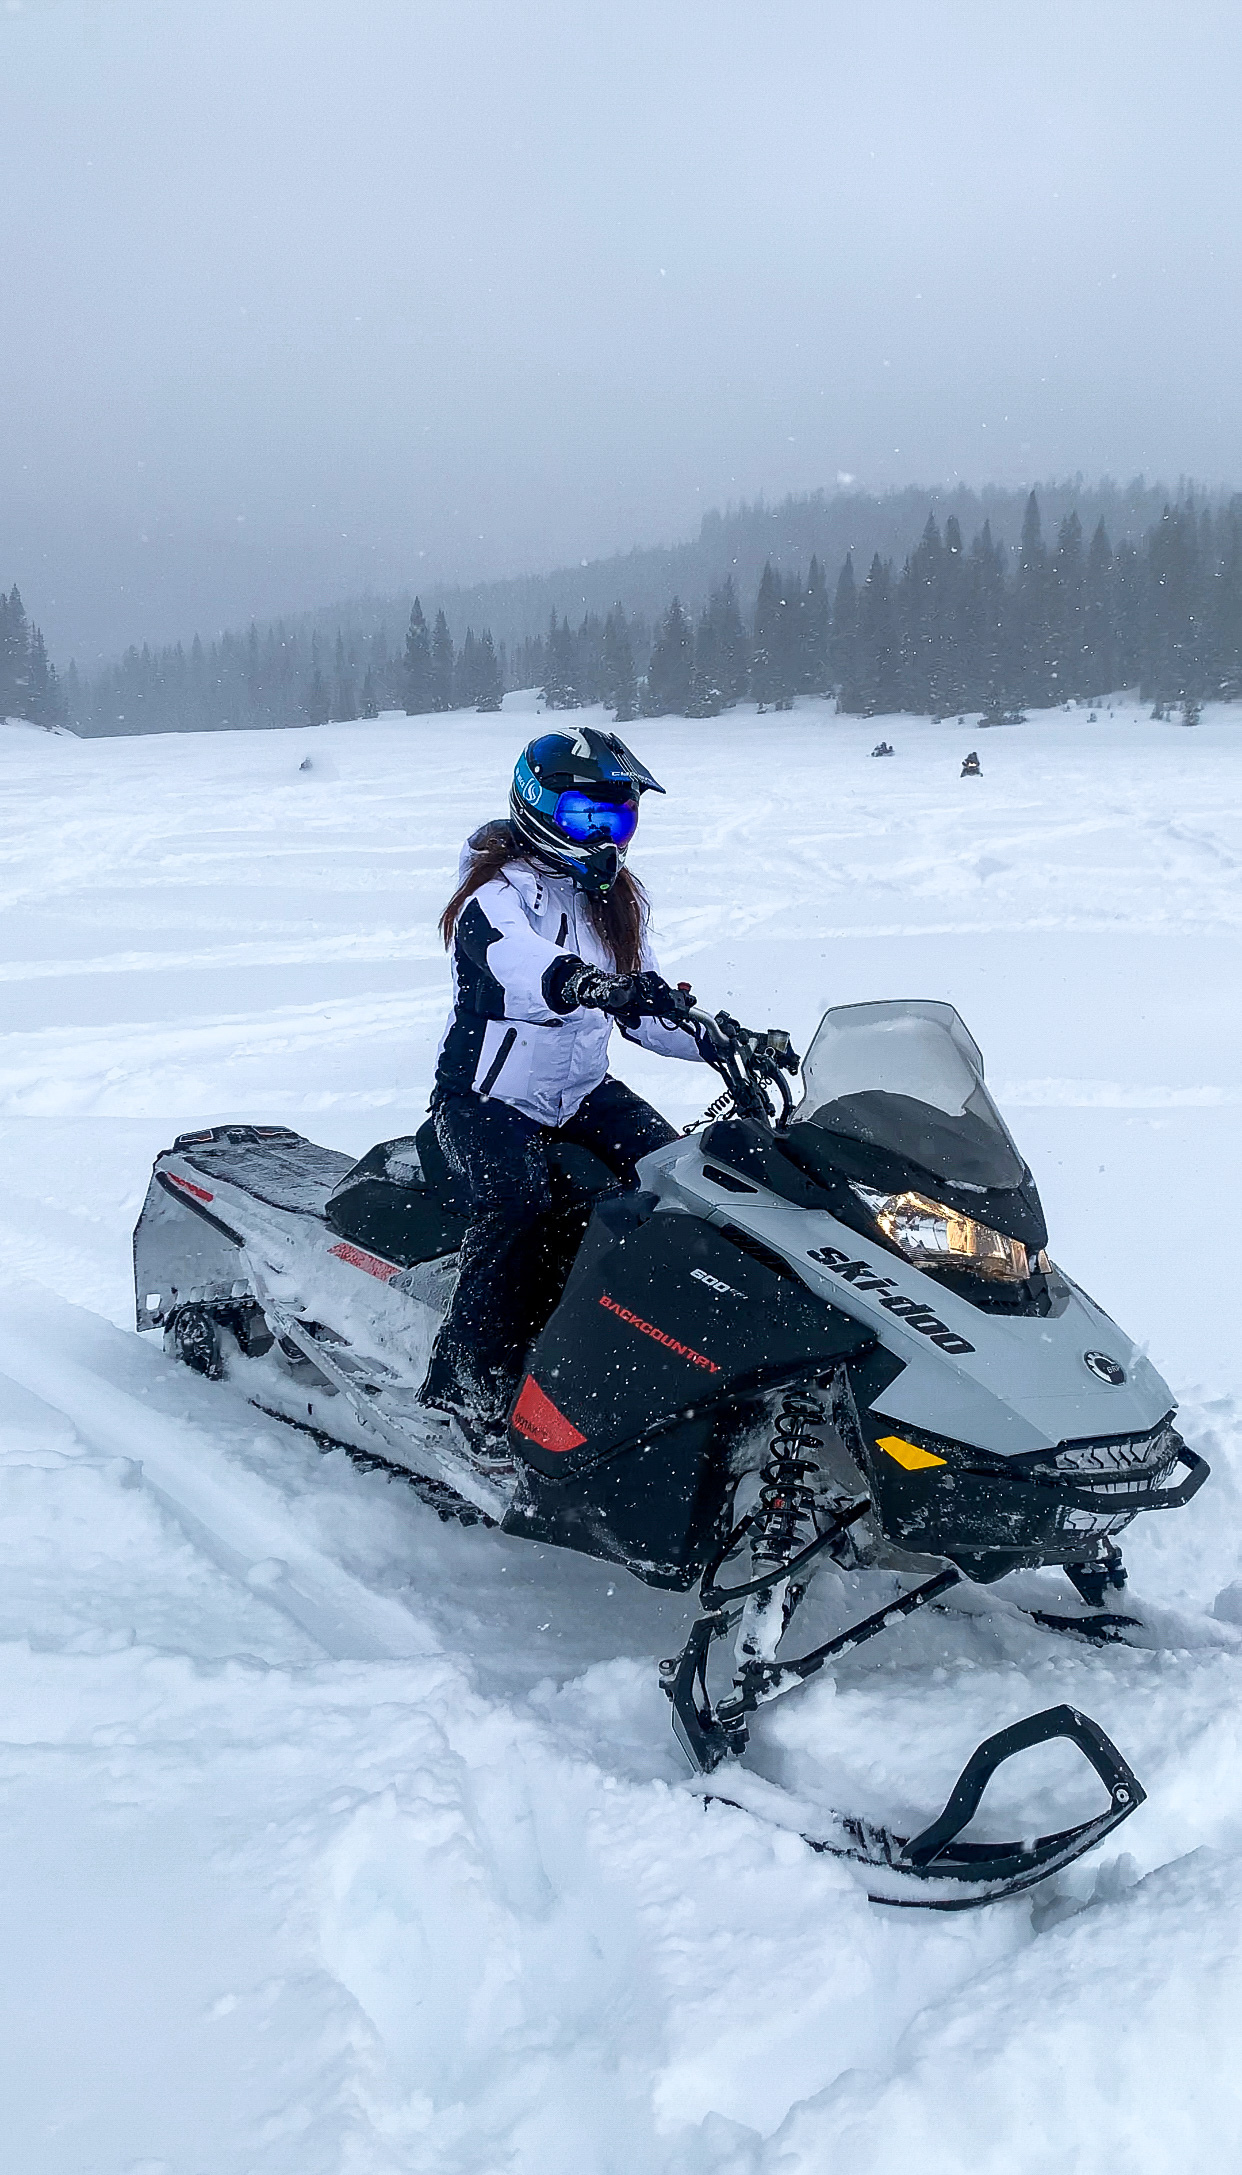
[324,1122,621,1271]
[325,1134,469,1267]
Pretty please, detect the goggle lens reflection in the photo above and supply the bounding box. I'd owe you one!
[554,791,639,845]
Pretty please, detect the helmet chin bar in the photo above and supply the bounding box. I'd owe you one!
[570,840,623,896]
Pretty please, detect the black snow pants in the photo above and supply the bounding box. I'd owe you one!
[420,1075,676,1423]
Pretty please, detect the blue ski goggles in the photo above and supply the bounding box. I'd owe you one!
[554,790,639,847]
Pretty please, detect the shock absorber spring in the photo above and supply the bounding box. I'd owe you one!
[751,1388,826,1572]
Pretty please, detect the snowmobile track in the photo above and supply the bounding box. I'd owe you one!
[250,1399,497,1527]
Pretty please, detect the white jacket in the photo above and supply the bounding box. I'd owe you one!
[434,839,703,1126]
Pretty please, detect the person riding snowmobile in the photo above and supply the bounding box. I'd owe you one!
[418,726,704,1448]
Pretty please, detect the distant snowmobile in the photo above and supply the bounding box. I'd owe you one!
[135,998,1207,1906]
[870,742,894,758]
[961,751,981,776]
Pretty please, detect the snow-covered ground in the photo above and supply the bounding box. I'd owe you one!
[2,692,1241,2173]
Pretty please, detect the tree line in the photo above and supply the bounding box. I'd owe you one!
[547,492,1242,720]
[41,487,1242,735]
[0,587,65,727]
[72,605,505,736]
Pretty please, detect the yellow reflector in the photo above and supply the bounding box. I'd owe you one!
[876,1434,947,1471]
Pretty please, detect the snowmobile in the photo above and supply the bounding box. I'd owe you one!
[870,741,894,758]
[134,997,1207,1907]
[961,750,982,776]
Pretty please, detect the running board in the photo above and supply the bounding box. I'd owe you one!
[254,1294,512,1522]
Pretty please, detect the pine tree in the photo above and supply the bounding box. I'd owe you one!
[1049,512,1085,702]
[1144,504,1203,704]
[830,555,858,704]
[691,601,724,715]
[430,611,455,711]
[715,576,750,703]
[332,634,355,722]
[643,597,695,716]
[0,586,30,719]
[969,521,1008,715]
[900,515,945,714]
[573,614,607,705]
[1011,492,1051,706]
[854,555,899,715]
[602,608,638,721]
[304,666,330,726]
[454,628,481,708]
[541,614,580,709]
[27,627,62,726]
[763,566,801,708]
[751,563,783,710]
[475,628,503,711]
[1082,519,1116,697]
[1111,542,1144,691]
[800,557,831,695]
[939,516,968,713]
[403,599,434,715]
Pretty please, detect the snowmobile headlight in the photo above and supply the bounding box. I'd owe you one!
[853,1185,1044,1285]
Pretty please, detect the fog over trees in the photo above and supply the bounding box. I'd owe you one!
[11,483,1232,737]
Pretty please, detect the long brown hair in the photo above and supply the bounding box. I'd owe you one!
[440,819,649,974]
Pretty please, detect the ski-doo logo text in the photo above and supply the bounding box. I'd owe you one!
[690,1268,741,1297]
[598,1293,720,1372]
[806,1246,975,1354]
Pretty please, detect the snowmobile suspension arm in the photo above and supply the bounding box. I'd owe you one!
[667,1560,961,1773]
[741,1565,963,1704]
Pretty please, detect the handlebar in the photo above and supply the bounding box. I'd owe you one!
[679,1003,801,1130]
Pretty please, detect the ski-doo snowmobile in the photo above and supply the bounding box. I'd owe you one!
[134,997,1208,1907]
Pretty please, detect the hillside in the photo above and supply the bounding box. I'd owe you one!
[268,477,1191,659]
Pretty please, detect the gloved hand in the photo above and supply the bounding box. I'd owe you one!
[559,962,695,1027]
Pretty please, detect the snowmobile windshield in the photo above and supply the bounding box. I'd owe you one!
[794,999,1025,1191]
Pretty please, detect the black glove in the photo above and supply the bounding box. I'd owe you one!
[553,960,695,1027]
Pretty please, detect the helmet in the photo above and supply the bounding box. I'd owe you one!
[509,726,664,896]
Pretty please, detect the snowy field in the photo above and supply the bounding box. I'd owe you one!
[3,691,1242,2174]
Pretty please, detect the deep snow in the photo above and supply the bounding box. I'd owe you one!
[1,694,1241,2173]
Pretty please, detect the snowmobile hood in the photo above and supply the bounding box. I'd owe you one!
[644,1133,1173,1459]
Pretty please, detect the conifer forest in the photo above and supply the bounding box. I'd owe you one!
[9,489,1242,735]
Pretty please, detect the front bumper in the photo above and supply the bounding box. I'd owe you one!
[857,1411,1208,1579]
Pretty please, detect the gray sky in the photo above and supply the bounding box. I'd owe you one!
[3,0,1240,664]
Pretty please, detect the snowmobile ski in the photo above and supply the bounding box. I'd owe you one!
[698,1702,1145,1909]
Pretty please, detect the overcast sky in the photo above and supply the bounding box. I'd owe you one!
[3,0,1240,663]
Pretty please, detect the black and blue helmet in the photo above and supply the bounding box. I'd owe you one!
[509,726,664,895]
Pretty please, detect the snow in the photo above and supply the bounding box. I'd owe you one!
[1,693,1241,2171]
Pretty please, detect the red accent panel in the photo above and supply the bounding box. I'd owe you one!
[166,1170,214,1203]
[328,1239,400,1283]
[511,1374,588,1454]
